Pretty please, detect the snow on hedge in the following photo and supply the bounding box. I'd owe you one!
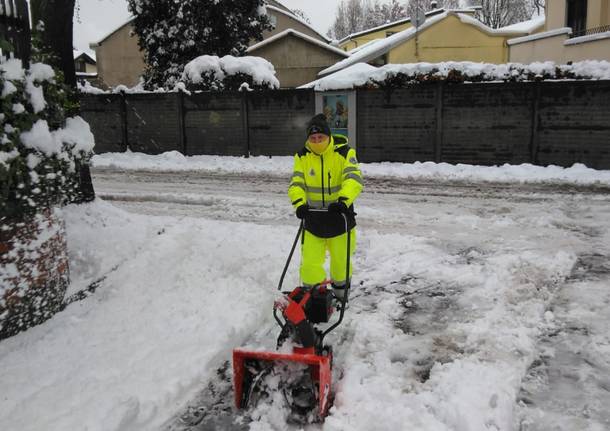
[304,60,610,91]
[0,59,96,217]
[182,55,279,90]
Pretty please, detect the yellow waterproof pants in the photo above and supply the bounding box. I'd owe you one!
[300,229,357,287]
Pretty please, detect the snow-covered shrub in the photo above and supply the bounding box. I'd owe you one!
[181,55,280,91]
[127,0,273,89]
[0,59,95,221]
[316,61,610,90]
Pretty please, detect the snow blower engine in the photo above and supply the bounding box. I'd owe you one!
[233,210,352,422]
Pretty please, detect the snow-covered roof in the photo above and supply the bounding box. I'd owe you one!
[320,12,450,76]
[247,28,348,57]
[348,38,383,55]
[507,27,572,46]
[266,5,330,43]
[300,63,378,91]
[498,16,545,34]
[73,50,96,63]
[338,7,477,45]
[90,17,135,47]
[454,13,533,36]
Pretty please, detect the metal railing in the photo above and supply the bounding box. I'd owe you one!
[570,24,610,38]
[0,0,31,66]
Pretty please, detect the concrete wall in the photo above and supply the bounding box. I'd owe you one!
[81,81,610,169]
[81,89,316,157]
[509,30,610,63]
[389,15,510,64]
[95,23,145,88]
[509,32,571,63]
[356,81,610,169]
[250,34,346,88]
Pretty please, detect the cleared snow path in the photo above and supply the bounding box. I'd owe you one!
[1,168,609,431]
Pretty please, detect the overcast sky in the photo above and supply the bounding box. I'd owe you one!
[73,0,347,54]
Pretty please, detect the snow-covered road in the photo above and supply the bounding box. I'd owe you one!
[1,167,609,431]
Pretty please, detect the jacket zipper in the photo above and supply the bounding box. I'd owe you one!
[328,172,331,195]
[321,155,325,207]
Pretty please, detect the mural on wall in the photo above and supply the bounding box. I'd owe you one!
[323,94,349,137]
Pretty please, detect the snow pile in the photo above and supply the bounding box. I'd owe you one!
[77,80,107,94]
[91,151,610,187]
[306,60,610,91]
[181,55,280,91]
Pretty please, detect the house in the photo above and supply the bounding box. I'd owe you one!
[320,10,543,77]
[74,50,97,74]
[508,0,610,63]
[89,0,334,88]
[247,29,348,88]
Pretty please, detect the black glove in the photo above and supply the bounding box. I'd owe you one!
[296,204,309,219]
[328,201,348,214]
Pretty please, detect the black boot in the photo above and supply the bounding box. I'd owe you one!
[332,283,349,310]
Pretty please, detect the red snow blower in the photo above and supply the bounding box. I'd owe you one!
[233,209,352,422]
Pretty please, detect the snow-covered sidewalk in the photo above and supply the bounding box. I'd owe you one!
[91,150,610,187]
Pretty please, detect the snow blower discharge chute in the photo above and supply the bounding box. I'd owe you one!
[233,210,352,422]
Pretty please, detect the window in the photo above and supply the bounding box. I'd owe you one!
[75,60,86,73]
[566,0,588,35]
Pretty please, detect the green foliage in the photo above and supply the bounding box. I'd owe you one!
[0,64,89,222]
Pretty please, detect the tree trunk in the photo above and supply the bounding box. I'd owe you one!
[30,0,76,88]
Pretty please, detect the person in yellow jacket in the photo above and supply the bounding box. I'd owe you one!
[288,113,363,304]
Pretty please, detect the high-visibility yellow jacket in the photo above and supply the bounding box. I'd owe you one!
[288,135,363,238]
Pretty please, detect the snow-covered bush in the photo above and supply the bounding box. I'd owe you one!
[368,61,610,88]
[0,59,95,221]
[127,0,273,89]
[310,61,610,91]
[181,55,280,91]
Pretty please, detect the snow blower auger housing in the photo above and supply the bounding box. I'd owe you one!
[233,210,352,421]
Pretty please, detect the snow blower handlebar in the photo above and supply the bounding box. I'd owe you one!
[274,208,352,344]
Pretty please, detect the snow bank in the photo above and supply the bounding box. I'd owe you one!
[0,200,293,431]
[305,60,610,91]
[91,151,610,187]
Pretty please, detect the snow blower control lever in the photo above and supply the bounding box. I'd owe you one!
[233,209,352,421]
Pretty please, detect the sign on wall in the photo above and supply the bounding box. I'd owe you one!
[315,91,357,147]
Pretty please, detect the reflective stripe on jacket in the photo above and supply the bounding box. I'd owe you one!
[288,135,363,238]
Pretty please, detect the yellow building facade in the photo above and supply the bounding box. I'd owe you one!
[509,0,610,63]
[388,14,516,64]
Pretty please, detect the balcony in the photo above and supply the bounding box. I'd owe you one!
[570,24,610,38]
